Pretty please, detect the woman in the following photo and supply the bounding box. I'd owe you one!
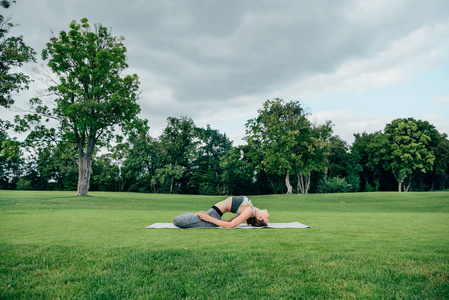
[173,196,270,228]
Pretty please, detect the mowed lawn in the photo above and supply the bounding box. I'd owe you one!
[1,191,448,299]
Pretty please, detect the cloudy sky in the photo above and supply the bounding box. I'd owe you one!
[5,0,449,145]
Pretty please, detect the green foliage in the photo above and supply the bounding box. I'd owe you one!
[296,121,333,194]
[33,145,78,191]
[366,118,435,192]
[326,136,361,192]
[193,125,232,195]
[245,98,333,194]
[0,0,36,107]
[0,128,22,189]
[245,98,309,176]
[316,176,352,193]
[364,180,380,192]
[91,154,121,191]
[15,178,31,190]
[220,146,255,195]
[117,119,161,193]
[5,111,449,194]
[158,116,197,193]
[431,136,449,189]
[38,18,141,143]
[151,165,183,188]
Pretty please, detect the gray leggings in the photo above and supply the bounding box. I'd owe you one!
[173,207,221,228]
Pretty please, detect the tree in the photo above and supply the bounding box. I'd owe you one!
[368,118,435,192]
[193,125,232,195]
[159,116,197,193]
[15,18,140,196]
[0,0,36,108]
[429,133,449,190]
[30,143,78,190]
[327,135,350,178]
[395,120,449,191]
[294,121,333,194]
[352,131,387,191]
[245,98,310,194]
[0,127,22,189]
[118,120,162,193]
[91,153,121,191]
[220,145,255,195]
[326,135,361,192]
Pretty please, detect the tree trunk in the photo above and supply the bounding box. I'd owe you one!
[77,153,93,196]
[405,182,411,192]
[297,172,303,194]
[394,171,407,192]
[120,179,126,192]
[170,176,174,194]
[296,171,311,194]
[404,174,414,192]
[304,172,311,194]
[285,172,293,194]
[77,135,96,196]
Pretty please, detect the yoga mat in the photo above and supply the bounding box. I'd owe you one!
[146,222,311,229]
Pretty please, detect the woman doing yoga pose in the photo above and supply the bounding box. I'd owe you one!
[173,196,270,228]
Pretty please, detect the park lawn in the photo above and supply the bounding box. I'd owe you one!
[0,191,448,299]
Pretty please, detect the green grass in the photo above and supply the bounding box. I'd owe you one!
[1,191,448,299]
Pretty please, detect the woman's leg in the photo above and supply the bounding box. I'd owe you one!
[173,208,220,228]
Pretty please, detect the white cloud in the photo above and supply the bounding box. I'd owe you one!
[433,95,449,105]
[308,110,393,143]
[284,21,449,100]
[343,0,408,24]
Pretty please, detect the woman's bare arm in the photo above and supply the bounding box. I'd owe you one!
[196,209,252,228]
[222,215,239,222]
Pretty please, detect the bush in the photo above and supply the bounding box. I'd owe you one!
[16,178,32,190]
[364,180,380,192]
[317,176,352,193]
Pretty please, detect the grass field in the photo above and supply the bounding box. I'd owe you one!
[1,191,448,299]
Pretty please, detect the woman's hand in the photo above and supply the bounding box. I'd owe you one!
[195,211,211,222]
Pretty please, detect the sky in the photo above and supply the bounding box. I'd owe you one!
[4,0,449,146]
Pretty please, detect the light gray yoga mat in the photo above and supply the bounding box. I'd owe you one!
[146,222,311,229]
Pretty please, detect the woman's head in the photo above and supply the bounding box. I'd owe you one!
[247,208,270,227]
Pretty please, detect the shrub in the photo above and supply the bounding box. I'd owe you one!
[317,176,352,193]
[364,180,380,192]
[16,178,32,190]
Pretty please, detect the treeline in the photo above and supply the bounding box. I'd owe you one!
[1,98,448,194]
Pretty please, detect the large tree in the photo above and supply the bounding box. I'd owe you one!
[15,18,140,196]
[193,125,232,195]
[158,116,197,194]
[0,0,36,108]
[294,121,333,194]
[245,98,311,194]
[368,118,435,192]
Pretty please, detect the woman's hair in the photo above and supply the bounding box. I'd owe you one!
[246,216,267,227]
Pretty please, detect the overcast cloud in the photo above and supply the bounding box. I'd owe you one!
[5,0,449,144]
